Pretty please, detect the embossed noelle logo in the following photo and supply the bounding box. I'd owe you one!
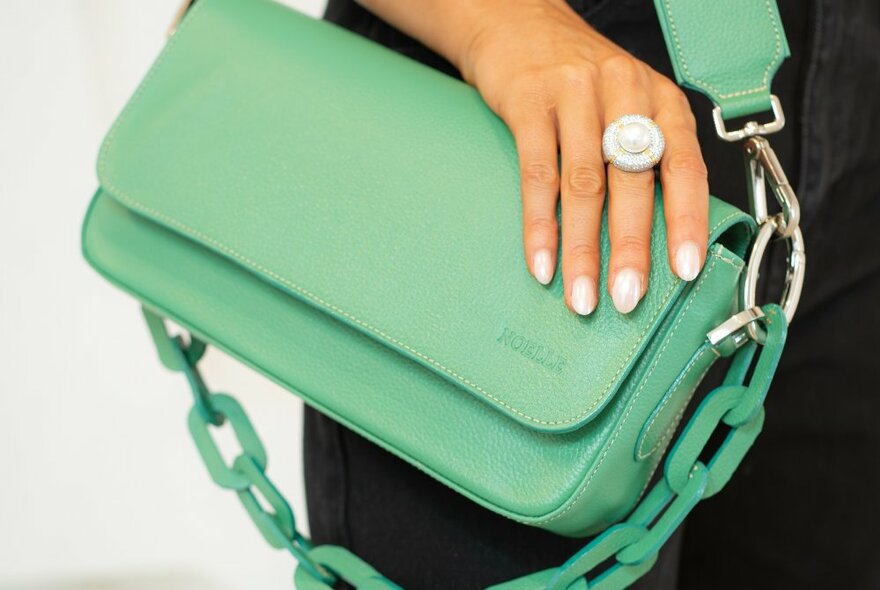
[496,327,567,373]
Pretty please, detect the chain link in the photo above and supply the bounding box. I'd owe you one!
[169,335,339,586]
[496,304,787,590]
[147,302,785,589]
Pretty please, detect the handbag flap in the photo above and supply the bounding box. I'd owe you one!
[96,0,752,433]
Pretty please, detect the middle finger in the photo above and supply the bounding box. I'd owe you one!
[558,83,605,316]
[602,68,656,314]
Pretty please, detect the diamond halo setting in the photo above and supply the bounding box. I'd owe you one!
[602,114,665,173]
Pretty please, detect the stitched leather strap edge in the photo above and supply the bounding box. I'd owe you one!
[653,0,791,120]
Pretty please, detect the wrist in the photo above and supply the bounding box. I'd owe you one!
[454,0,589,85]
[438,1,505,83]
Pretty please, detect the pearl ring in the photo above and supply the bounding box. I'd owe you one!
[602,115,665,173]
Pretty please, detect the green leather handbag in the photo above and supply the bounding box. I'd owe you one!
[81,0,806,587]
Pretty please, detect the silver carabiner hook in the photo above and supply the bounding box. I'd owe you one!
[707,134,806,348]
[744,136,800,239]
[741,136,806,341]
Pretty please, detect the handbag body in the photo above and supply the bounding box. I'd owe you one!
[81,0,803,586]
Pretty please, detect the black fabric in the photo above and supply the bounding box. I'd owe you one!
[304,1,880,588]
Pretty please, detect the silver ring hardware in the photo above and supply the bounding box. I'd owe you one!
[707,134,806,348]
[741,133,806,341]
[741,218,806,343]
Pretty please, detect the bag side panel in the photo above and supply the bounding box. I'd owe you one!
[536,245,742,536]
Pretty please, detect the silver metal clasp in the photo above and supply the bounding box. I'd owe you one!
[707,132,806,347]
[707,307,766,355]
[744,136,800,238]
[741,135,805,339]
[713,95,785,142]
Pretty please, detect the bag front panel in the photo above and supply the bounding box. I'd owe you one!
[83,191,744,535]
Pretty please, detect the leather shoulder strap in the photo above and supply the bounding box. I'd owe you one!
[653,0,790,120]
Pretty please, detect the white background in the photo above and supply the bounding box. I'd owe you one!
[0,1,329,588]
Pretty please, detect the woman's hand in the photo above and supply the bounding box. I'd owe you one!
[458,1,709,315]
[358,0,709,314]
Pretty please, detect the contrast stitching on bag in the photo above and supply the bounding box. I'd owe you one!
[630,369,707,507]
[629,359,707,503]
[534,251,725,523]
[103,161,741,431]
[711,251,744,270]
[636,345,718,460]
[618,350,709,517]
[95,0,744,428]
[664,0,782,100]
[84,253,512,531]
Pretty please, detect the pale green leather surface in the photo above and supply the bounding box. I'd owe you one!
[84,191,745,536]
[654,0,790,119]
[83,0,756,535]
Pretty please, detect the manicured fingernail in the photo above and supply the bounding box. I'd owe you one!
[533,249,554,285]
[675,241,701,281]
[571,276,597,316]
[612,268,642,314]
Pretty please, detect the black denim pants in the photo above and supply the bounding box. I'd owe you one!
[304,1,880,587]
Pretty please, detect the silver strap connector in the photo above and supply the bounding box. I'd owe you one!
[707,132,806,347]
[744,136,800,238]
[713,95,785,142]
[708,307,766,355]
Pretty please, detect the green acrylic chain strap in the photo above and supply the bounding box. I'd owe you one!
[143,304,787,590]
[143,307,396,588]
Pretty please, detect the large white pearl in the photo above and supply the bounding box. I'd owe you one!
[618,121,652,153]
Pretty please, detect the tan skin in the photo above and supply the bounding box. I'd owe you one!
[358,0,709,315]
